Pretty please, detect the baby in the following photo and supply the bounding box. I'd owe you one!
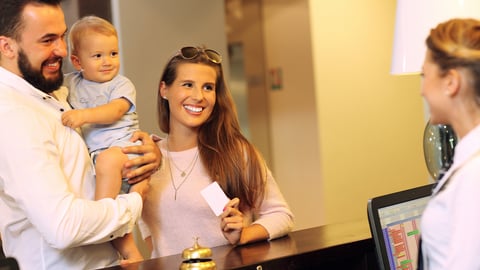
[62,15,143,264]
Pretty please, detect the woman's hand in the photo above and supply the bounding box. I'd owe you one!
[220,198,244,245]
[122,131,161,183]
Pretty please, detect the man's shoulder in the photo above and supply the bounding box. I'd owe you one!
[53,86,69,103]
[64,71,81,83]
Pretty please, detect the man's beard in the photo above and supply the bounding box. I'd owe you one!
[18,49,64,94]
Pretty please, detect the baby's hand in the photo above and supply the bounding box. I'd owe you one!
[62,109,86,128]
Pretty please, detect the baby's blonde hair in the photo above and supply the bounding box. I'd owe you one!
[68,15,117,55]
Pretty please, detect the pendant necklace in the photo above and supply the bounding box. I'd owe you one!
[166,137,199,200]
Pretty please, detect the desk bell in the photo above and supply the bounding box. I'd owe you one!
[179,237,216,270]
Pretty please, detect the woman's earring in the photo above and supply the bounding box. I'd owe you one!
[162,96,168,100]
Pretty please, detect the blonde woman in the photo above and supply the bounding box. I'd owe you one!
[419,18,480,269]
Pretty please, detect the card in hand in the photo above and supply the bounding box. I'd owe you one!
[200,181,230,216]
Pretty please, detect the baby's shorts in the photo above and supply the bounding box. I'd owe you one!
[90,139,143,194]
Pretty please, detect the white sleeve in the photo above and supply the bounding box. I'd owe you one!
[0,106,142,249]
[445,160,480,269]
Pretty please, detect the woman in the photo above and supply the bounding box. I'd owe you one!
[420,18,480,269]
[138,46,294,258]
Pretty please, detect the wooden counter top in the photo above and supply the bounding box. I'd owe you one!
[99,219,379,270]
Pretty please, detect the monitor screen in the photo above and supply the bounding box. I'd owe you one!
[378,196,430,269]
[367,183,433,270]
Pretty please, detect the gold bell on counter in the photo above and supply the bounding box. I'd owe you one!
[180,237,216,270]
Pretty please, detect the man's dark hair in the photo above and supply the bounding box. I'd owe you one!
[0,0,62,40]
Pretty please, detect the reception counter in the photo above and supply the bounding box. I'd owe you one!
[100,219,379,270]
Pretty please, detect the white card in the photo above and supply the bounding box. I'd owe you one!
[200,181,230,216]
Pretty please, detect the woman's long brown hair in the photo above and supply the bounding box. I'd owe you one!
[157,47,266,211]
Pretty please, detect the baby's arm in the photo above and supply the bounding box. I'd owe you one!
[62,98,131,128]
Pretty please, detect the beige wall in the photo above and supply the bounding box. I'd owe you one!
[309,0,428,224]
[226,0,273,165]
[262,0,323,229]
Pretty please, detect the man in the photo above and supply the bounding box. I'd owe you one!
[0,1,159,269]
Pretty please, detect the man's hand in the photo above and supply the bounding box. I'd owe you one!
[122,131,161,183]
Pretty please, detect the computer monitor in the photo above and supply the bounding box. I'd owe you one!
[0,257,19,270]
[367,183,434,270]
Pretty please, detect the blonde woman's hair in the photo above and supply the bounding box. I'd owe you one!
[426,18,480,97]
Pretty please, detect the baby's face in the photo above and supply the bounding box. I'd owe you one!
[74,32,120,83]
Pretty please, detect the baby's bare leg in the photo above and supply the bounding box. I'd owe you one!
[95,147,143,263]
[95,147,125,199]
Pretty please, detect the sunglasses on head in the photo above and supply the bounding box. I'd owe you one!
[178,46,222,64]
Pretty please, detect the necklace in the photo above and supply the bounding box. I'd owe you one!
[167,138,198,177]
[166,138,199,200]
